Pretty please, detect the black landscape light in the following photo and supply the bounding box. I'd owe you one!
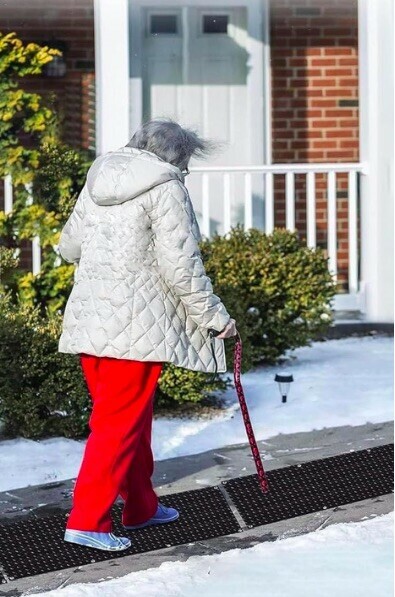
[274,373,294,403]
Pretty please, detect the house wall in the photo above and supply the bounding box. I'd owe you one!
[1,0,361,289]
[270,0,359,292]
[0,0,95,268]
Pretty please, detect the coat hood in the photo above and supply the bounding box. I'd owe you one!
[86,146,185,206]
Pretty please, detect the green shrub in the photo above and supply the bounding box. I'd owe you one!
[155,364,230,408]
[0,292,89,439]
[200,225,337,371]
[0,140,94,315]
[0,246,19,294]
[0,291,230,439]
[0,31,94,315]
[0,31,59,184]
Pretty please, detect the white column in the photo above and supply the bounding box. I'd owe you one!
[262,0,272,165]
[130,2,143,134]
[247,0,265,164]
[358,0,394,322]
[247,0,265,228]
[94,0,130,155]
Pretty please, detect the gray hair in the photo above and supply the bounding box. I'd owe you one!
[126,117,226,170]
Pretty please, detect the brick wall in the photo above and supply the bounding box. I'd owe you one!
[0,0,94,149]
[0,0,94,268]
[1,1,360,287]
[270,0,359,291]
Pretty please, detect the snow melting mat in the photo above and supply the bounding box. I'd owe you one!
[0,485,240,582]
[0,444,393,582]
[223,443,394,528]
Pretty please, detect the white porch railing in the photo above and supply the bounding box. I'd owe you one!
[3,162,367,311]
[186,162,367,311]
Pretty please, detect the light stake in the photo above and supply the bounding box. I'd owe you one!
[274,373,294,403]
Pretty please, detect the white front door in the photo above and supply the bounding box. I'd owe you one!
[134,4,264,234]
[143,7,248,161]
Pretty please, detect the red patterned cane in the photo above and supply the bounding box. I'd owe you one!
[233,331,270,493]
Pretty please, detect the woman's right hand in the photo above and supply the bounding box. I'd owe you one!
[216,318,238,339]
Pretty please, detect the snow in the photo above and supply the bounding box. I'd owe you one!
[33,512,394,597]
[0,336,393,492]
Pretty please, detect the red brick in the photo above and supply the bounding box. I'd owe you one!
[311,78,338,87]
[324,47,354,55]
[289,57,307,67]
[296,109,323,118]
[273,109,295,118]
[325,68,355,76]
[293,27,322,37]
[310,58,337,67]
[311,120,339,128]
[337,57,358,66]
[339,119,359,127]
[324,88,354,97]
[296,130,323,139]
[311,99,337,107]
[304,48,323,56]
[295,89,324,97]
[276,130,296,139]
[294,68,322,77]
[338,78,359,86]
[326,109,357,117]
[323,28,355,36]
[289,120,311,128]
[326,129,354,138]
[339,140,359,148]
[326,151,356,159]
[312,140,338,148]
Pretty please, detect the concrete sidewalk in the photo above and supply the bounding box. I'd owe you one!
[0,420,393,596]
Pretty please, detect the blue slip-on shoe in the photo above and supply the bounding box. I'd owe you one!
[123,502,179,530]
[64,529,132,551]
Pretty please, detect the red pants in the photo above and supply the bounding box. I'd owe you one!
[66,353,163,533]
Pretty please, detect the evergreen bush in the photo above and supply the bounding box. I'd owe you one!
[200,225,337,371]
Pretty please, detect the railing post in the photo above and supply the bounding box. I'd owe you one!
[223,172,231,235]
[4,174,13,214]
[306,171,316,249]
[244,172,253,230]
[327,170,337,280]
[265,172,274,234]
[285,171,295,230]
[25,182,42,275]
[201,172,210,238]
[348,170,358,294]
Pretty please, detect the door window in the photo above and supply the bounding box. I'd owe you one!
[202,14,229,34]
[148,13,179,36]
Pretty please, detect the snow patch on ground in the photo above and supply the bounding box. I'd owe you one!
[1,336,393,492]
[33,512,394,597]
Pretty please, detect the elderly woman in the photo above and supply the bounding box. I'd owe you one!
[58,118,237,551]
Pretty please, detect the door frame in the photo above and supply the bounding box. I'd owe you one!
[128,0,271,165]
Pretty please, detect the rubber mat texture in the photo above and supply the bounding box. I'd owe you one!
[0,486,240,582]
[224,443,394,527]
[0,444,393,582]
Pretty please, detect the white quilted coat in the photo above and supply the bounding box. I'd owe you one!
[57,146,231,373]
